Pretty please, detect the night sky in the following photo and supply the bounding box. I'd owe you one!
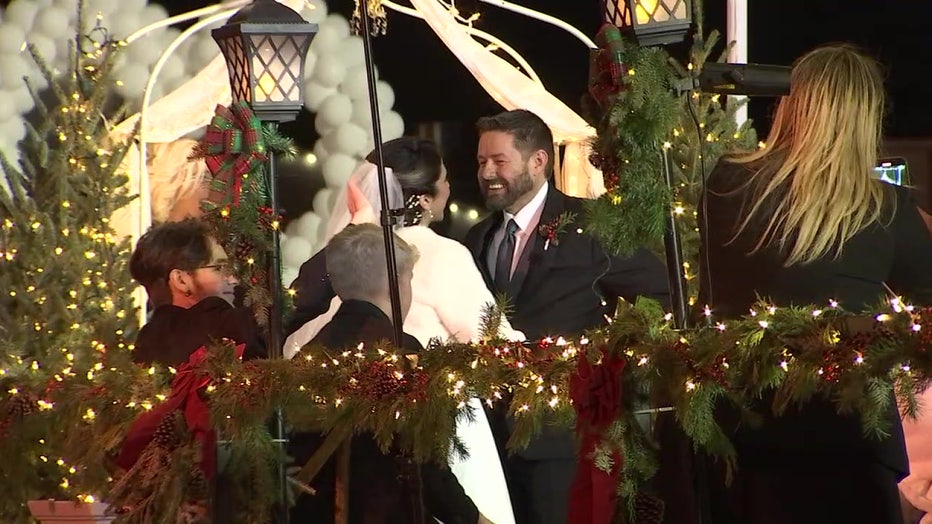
[4,0,931,214]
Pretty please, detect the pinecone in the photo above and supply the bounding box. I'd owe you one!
[8,394,36,420]
[233,240,252,261]
[186,471,210,501]
[153,413,181,449]
[359,362,405,400]
[632,492,665,524]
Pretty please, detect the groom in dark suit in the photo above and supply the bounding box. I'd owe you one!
[464,109,669,524]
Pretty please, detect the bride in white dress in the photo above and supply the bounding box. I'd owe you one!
[286,138,523,524]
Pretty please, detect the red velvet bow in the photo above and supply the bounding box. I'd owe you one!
[115,343,245,478]
[568,349,626,524]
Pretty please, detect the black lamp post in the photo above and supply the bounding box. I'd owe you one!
[604,0,692,330]
[213,2,317,523]
[604,0,692,46]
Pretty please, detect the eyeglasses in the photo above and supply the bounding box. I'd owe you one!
[198,262,234,276]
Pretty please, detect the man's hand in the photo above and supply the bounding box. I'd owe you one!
[478,514,495,524]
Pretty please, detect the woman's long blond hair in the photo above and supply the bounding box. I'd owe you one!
[729,44,891,266]
[147,139,209,222]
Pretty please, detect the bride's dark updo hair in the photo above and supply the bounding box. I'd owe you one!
[364,137,443,225]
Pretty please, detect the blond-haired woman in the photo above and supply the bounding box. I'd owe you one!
[700,44,932,523]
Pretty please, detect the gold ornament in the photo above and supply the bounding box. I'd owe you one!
[352,0,388,36]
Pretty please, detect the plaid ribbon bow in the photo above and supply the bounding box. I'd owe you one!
[588,24,628,108]
[201,102,268,207]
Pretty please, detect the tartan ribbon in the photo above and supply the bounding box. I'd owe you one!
[202,102,268,207]
[588,24,628,108]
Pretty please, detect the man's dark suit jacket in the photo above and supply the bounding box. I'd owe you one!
[133,296,266,367]
[288,300,479,524]
[464,185,670,460]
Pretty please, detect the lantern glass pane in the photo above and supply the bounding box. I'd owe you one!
[604,0,625,26]
[248,33,309,105]
[635,0,658,24]
[673,0,687,19]
[216,35,251,104]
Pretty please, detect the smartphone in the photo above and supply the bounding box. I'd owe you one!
[874,157,908,186]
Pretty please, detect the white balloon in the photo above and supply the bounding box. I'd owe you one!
[317,93,352,129]
[108,13,140,40]
[85,0,120,16]
[312,139,330,162]
[312,53,347,88]
[341,66,373,101]
[126,39,163,66]
[0,116,26,143]
[376,81,395,113]
[25,34,56,65]
[350,97,374,129]
[4,0,39,30]
[10,84,33,113]
[283,267,300,289]
[310,15,350,55]
[300,0,328,24]
[139,4,169,27]
[282,236,313,267]
[0,53,29,90]
[331,123,368,157]
[34,6,70,37]
[23,61,49,90]
[293,211,322,240]
[380,110,405,140]
[338,36,365,69]
[158,54,185,81]
[304,80,336,111]
[313,188,333,218]
[113,63,149,100]
[189,38,219,72]
[0,23,26,53]
[303,49,317,79]
[322,153,357,188]
[0,93,16,121]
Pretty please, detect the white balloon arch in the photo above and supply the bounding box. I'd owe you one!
[0,0,405,283]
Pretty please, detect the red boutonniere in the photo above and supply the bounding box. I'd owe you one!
[538,212,577,251]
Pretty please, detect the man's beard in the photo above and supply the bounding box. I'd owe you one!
[481,169,535,212]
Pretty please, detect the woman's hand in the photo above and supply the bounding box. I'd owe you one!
[348,176,376,225]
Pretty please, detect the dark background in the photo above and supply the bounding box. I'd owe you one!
[166,0,932,219]
[5,0,931,221]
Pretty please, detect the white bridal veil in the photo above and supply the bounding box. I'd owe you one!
[322,161,406,246]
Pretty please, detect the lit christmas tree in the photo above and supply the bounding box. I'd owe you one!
[0,14,153,519]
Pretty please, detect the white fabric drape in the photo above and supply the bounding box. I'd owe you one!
[407,0,604,198]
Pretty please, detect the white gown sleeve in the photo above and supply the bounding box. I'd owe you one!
[430,241,525,343]
[283,296,342,359]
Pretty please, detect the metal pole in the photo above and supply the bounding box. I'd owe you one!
[355,11,425,524]
[358,5,404,348]
[661,145,689,330]
[267,150,290,524]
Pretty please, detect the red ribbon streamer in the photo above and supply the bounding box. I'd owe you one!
[568,349,626,524]
[115,343,245,478]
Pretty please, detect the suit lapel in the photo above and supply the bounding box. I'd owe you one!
[511,187,566,302]
[467,213,502,291]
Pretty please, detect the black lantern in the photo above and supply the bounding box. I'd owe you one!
[212,0,318,122]
[604,0,692,46]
